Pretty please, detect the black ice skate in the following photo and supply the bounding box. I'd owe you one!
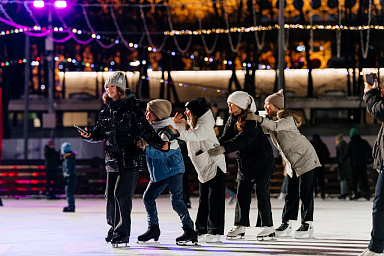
[111,234,129,248]
[137,225,160,244]
[176,225,198,246]
[105,227,114,243]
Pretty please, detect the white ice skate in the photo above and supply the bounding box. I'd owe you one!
[256,226,275,241]
[204,234,221,243]
[294,221,314,239]
[358,248,384,256]
[226,226,245,239]
[275,220,293,237]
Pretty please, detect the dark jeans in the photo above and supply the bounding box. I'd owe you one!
[195,168,226,235]
[234,173,273,227]
[143,173,194,229]
[45,168,57,197]
[368,171,384,253]
[351,164,370,197]
[105,171,139,237]
[314,166,325,199]
[64,174,77,208]
[282,169,315,223]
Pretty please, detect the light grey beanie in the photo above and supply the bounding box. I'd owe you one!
[104,71,127,91]
[227,91,257,112]
[148,99,172,120]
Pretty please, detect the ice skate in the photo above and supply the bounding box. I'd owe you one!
[105,227,114,243]
[176,225,198,246]
[137,225,160,244]
[358,248,384,256]
[226,225,245,239]
[63,206,75,212]
[111,234,129,247]
[204,234,221,243]
[275,220,292,237]
[256,226,275,241]
[294,221,314,239]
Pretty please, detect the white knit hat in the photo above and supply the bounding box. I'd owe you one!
[227,91,257,112]
[147,99,172,120]
[104,71,126,91]
[265,89,284,109]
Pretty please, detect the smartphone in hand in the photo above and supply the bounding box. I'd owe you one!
[365,73,377,85]
[74,125,89,135]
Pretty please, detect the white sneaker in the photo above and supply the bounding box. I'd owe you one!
[257,226,275,240]
[359,248,384,256]
[277,193,285,200]
[294,221,314,239]
[204,234,221,243]
[226,226,245,239]
[275,220,292,237]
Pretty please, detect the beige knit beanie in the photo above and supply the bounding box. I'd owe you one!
[265,89,284,109]
[104,71,127,91]
[147,99,172,120]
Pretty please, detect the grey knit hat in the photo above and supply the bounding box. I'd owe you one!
[265,89,284,109]
[104,71,126,91]
[148,99,172,120]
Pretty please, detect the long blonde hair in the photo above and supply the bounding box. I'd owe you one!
[102,87,126,104]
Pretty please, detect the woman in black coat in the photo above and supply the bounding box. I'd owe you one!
[208,91,275,240]
[79,72,168,247]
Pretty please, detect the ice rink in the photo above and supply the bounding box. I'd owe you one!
[0,196,373,256]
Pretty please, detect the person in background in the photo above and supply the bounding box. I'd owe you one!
[342,128,372,201]
[358,77,384,256]
[209,91,275,240]
[167,97,227,243]
[277,158,289,200]
[61,142,77,213]
[255,89,321,239]
[137,99,197,245]
[335,134,352,200]
[44,139,60,200]
[310,134,330,200]
[78,71,169,247]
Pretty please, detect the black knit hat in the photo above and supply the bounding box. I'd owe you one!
[185,97,209,118]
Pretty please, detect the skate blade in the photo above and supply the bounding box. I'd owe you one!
[257,233,276,241]
[176,241,199,246]
[112,243,129,248]
[226,234,245,240]
[136,240,160,245]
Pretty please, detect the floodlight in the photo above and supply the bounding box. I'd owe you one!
[33,0,45,8]
[54,1,67,8]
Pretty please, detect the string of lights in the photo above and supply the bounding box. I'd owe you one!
[196,3,219,54]
[251,0,265,50]
[223,1,242,53]
[360,0,372,59]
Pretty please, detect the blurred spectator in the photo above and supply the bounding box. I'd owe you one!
[342,128,372,201]
[44,139,60,199]
[310,134,330,199]
[61,142,77,213]
[335,134,352,199]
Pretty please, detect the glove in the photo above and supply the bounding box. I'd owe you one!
[254,114,263,123]
[208,145,225,156]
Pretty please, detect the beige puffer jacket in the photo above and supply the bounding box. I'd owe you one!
[259,110,321,177]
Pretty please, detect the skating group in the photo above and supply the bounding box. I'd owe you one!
[77,72,384,256]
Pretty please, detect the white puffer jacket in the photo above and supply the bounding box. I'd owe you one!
[176,110,227,183]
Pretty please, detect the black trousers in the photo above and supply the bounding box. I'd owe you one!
[351,164,370,197]
[234,173,273,227]
[45,168,57,197]
[314,166,325,199]
[105,171,139,237]
[195,168,226,235]
[282,169,315,223]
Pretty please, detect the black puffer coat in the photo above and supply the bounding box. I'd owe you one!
[364,88,384,170]
[86,97,166,172]
[219,113,275,179]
